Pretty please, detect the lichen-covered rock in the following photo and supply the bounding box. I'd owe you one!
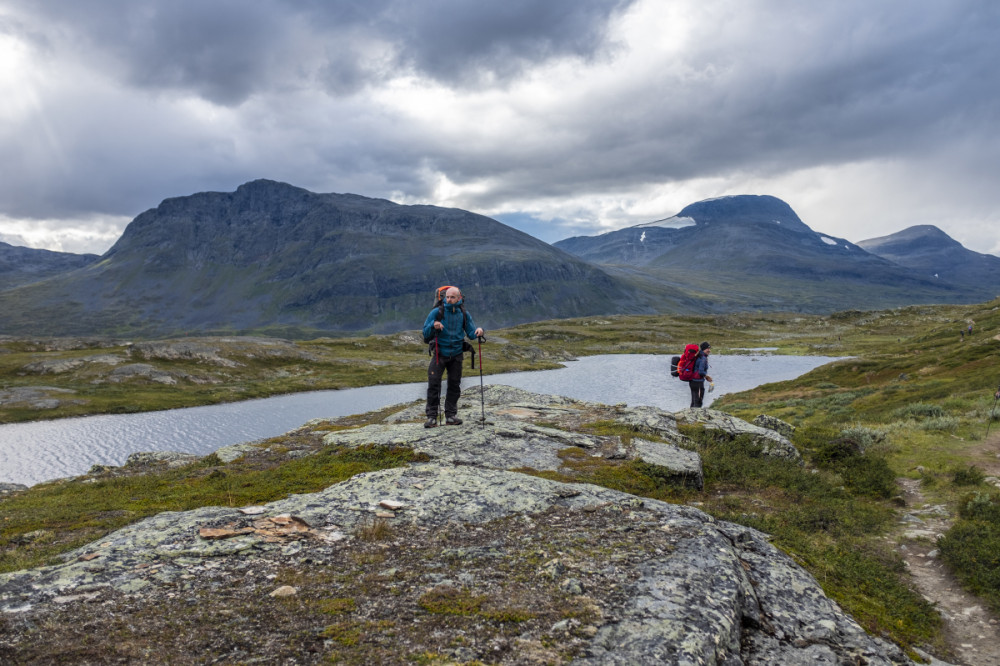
[0,465,928,664]
[133,341,242,367]
[753,413,796,438]
[385,383,603,425]
[324,421,586,471]
[631,438,703,489]
[675,408,802,462]
[214,442,263,463]
[0,385,945,663]
[0,482,28,497]
[0,386,78,410]
[87,451,201,476]
[613,405,698,453]
[321,419,703,488]
[21,358,87,374]
[124,451,201,469]
[108,363,178,384]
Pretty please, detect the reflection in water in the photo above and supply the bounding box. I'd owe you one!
[0,354,841,486]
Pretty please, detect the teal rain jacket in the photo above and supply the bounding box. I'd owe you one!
[422,300,479,357]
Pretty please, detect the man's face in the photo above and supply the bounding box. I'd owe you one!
[445,288,461,304]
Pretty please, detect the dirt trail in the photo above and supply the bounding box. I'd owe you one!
[894,437,1000,666]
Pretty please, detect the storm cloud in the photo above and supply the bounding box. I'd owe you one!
[2,0,999,254]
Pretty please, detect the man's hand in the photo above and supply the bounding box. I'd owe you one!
[475,328,484,338]
[433,321,443,331]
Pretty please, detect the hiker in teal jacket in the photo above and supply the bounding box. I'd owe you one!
[422,287,483,428]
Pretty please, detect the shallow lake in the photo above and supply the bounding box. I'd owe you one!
[0,353,842,486]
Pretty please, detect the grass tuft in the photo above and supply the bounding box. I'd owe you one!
[356,517,393,542]
[418,587,486,616]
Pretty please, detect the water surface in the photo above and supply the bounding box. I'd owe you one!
[0,353,840,486]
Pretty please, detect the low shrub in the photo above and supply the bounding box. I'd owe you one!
[892,403,944,420]
[960,490,1000,522]
[813,438,865,466]
[939,513,1000,615]
[916,417,959,433]
[837,425,887,452]
[810,440,896,500]
[951,465,986,487]
[839,457,897,499]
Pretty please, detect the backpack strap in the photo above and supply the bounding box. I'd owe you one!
[435,302,468,330]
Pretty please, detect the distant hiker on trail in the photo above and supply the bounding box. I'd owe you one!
[968,319,975,335]
[422,286,484,428]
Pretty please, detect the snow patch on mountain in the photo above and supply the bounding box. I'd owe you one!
[636,216,697,230]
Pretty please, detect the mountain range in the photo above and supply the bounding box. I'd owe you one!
[857,225,1000,288]
[0,242,98,292]
[0,181,677,337]
[554,195,993,312]
[0,183,995,338]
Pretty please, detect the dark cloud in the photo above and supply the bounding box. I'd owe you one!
[416,0,1000,208]
[1,0,999,254]
[5,0,634,104]
[378,0,634,85]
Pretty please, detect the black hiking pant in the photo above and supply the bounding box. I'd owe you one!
[427,352,464,418]
[689,380,706,408]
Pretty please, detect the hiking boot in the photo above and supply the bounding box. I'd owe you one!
[445,416,463,426]
[424,417,437,428]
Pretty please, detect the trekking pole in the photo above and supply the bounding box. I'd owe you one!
[478,335,486,428]
[986,384,1000,440]
[435,331,443,427]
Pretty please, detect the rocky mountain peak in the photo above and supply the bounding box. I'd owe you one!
[858,225,963,255]
[673,194,811,232]
[0,242,98,291]
[0,180,650,337]
[858,224,1000,285]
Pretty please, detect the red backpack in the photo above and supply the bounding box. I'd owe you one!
[676,343,701,382]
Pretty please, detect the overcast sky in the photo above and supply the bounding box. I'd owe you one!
[2,0,999,256]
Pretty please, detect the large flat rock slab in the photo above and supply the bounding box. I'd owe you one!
[0,465,922,664]
[322,417,703,489]
[675,407,802,462]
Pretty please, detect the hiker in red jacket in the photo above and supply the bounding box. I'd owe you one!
[689,342,714,408]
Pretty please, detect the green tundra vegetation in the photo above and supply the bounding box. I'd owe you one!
[2,297,999,659]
